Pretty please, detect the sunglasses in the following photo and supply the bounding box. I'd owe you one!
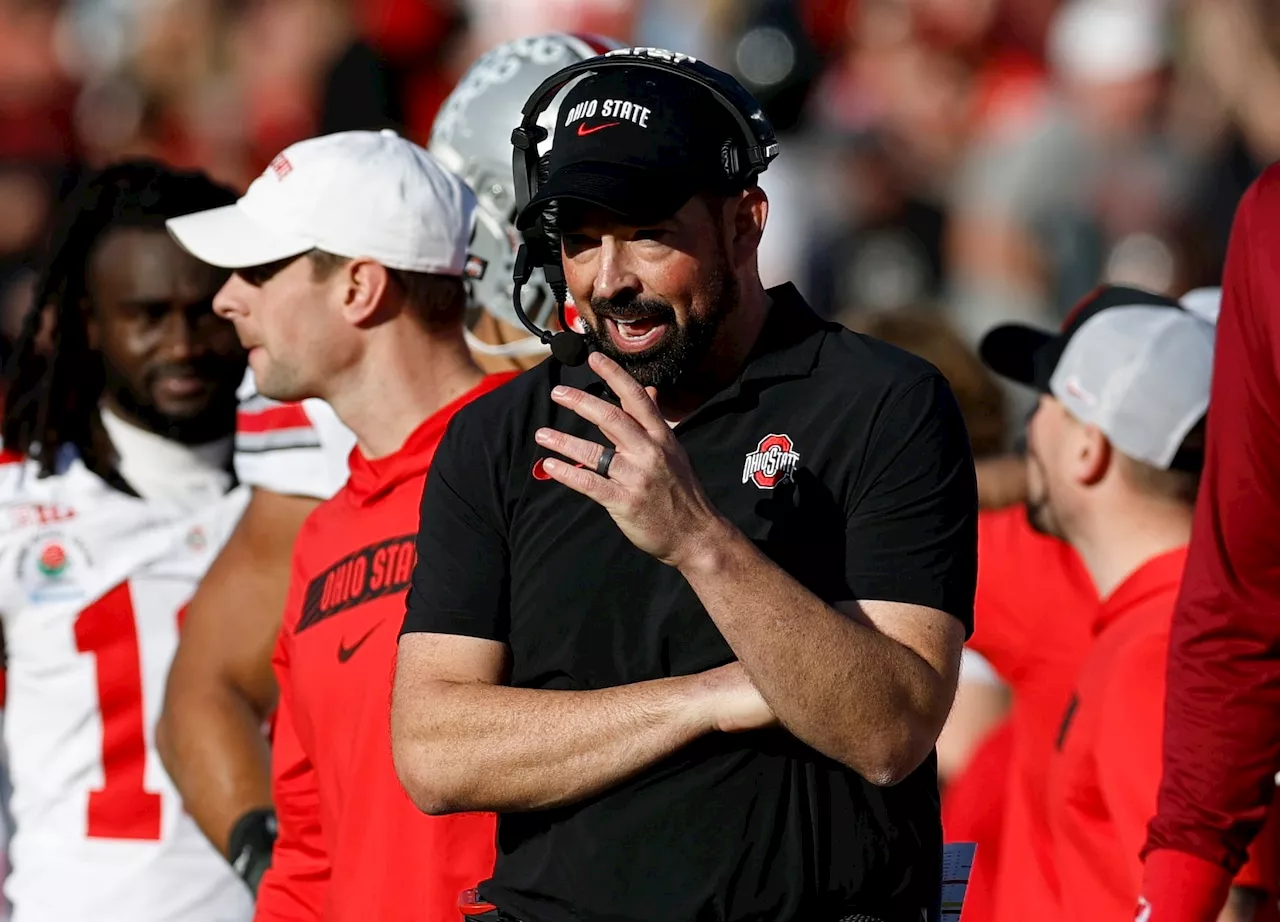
[234,254,306,288]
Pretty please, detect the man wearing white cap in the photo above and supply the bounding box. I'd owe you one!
[166,129,510,922]
[980,288,1274,919]
[154,34,620,907]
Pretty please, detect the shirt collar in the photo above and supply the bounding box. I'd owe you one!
[556,283,828,405]
[346,373,514,505]
[1093,545,1189,635]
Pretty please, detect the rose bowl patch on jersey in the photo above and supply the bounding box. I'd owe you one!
[16,532,93,603]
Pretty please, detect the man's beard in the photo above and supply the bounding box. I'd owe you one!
[1023,453,1064,540]
[1024,496,1058,538]
[580,259,737,390]
[103,359,237,446]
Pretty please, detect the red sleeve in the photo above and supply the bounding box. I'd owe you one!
[967,507,1094,686]
[254,567,330,921]
[1141,166,1280,917]
[967,508,1034,683]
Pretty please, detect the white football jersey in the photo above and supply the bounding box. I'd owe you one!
[0,454,253,922]
[233,369,355,501]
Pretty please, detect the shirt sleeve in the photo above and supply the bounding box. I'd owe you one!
[843,373,979,634]
[1143,166,1280,885]
[400,412,510,642]
[966,509,1035,684]
[254,573,330,921]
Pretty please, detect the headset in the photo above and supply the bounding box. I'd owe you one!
[508,47,781,366]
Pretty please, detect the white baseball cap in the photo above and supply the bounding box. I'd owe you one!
[981,285,1216,471]
[167,129,477,275]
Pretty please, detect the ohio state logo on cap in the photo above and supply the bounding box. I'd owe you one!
[742,434,799,489]
[268,154,293,180]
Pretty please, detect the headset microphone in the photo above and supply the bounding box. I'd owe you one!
[511,244,590,366]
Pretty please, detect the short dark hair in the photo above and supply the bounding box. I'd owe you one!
[3,161,236,475]
[306,250,465,332]
[1119,419,1205,505]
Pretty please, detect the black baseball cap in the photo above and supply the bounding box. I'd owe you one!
[979,285,1184,392]
[515,67,751,230]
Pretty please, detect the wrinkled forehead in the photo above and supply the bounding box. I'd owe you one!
[89,226,229,303]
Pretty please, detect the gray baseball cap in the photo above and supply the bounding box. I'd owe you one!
[981,285,1216,471]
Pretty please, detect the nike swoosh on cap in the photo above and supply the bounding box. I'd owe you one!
[577,122,621,136]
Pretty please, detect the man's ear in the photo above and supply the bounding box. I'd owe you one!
[730,186,768,270]
[1076,424,1112,487]
[339,259,393,327]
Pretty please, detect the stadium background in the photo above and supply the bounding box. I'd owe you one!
[0,0,1268,378]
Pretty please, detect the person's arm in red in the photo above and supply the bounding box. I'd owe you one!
[1140,165,1280,921]
[253,571,330,921]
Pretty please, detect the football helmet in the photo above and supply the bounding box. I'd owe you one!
[429,32,622,357]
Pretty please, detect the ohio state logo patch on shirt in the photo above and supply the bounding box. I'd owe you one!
[742,433,799,489]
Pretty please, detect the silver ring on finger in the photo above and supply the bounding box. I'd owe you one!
[596,444,616,478]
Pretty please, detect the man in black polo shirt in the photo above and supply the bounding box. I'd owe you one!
[391,56,978,922]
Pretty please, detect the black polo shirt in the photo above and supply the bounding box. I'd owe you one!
[401,284,978,922]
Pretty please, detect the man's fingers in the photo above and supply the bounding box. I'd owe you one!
[550,385,648,448]
[587,352,670,437]
[541,457,617,500]
[535,428,613,472]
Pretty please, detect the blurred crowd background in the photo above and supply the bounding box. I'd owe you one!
[0,0,1273,428]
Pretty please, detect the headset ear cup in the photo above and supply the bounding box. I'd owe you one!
[541,229,567,306]
[719,140,741,183]
[535,153,560,251]
[536,154,558,241]
[532,153,567,301]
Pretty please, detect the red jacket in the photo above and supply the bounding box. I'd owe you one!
[1141,165,1280,919]
[962,506,1096,921]
[1051,549,1189,920]
[255,376,512,922]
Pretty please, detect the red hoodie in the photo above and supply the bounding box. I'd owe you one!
[1140,164,1280,919]
[256,375,513,922]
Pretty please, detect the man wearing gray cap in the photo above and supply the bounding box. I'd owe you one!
[980,286,1224,919]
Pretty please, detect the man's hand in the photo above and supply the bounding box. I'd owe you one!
[696,662,778,733]
[536,351,726,568]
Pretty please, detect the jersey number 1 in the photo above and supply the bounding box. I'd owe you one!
[73,582,162,840]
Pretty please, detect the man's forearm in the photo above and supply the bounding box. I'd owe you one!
[156,676,273,854]
[679,519,954,784]
[390,669,714,815]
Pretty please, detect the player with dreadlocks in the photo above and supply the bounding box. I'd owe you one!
[5,162,243,475]
[0,161,252,922]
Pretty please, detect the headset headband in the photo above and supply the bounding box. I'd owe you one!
[511,47,779,217]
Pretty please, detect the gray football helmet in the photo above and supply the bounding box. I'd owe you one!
[430,33,622,358]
